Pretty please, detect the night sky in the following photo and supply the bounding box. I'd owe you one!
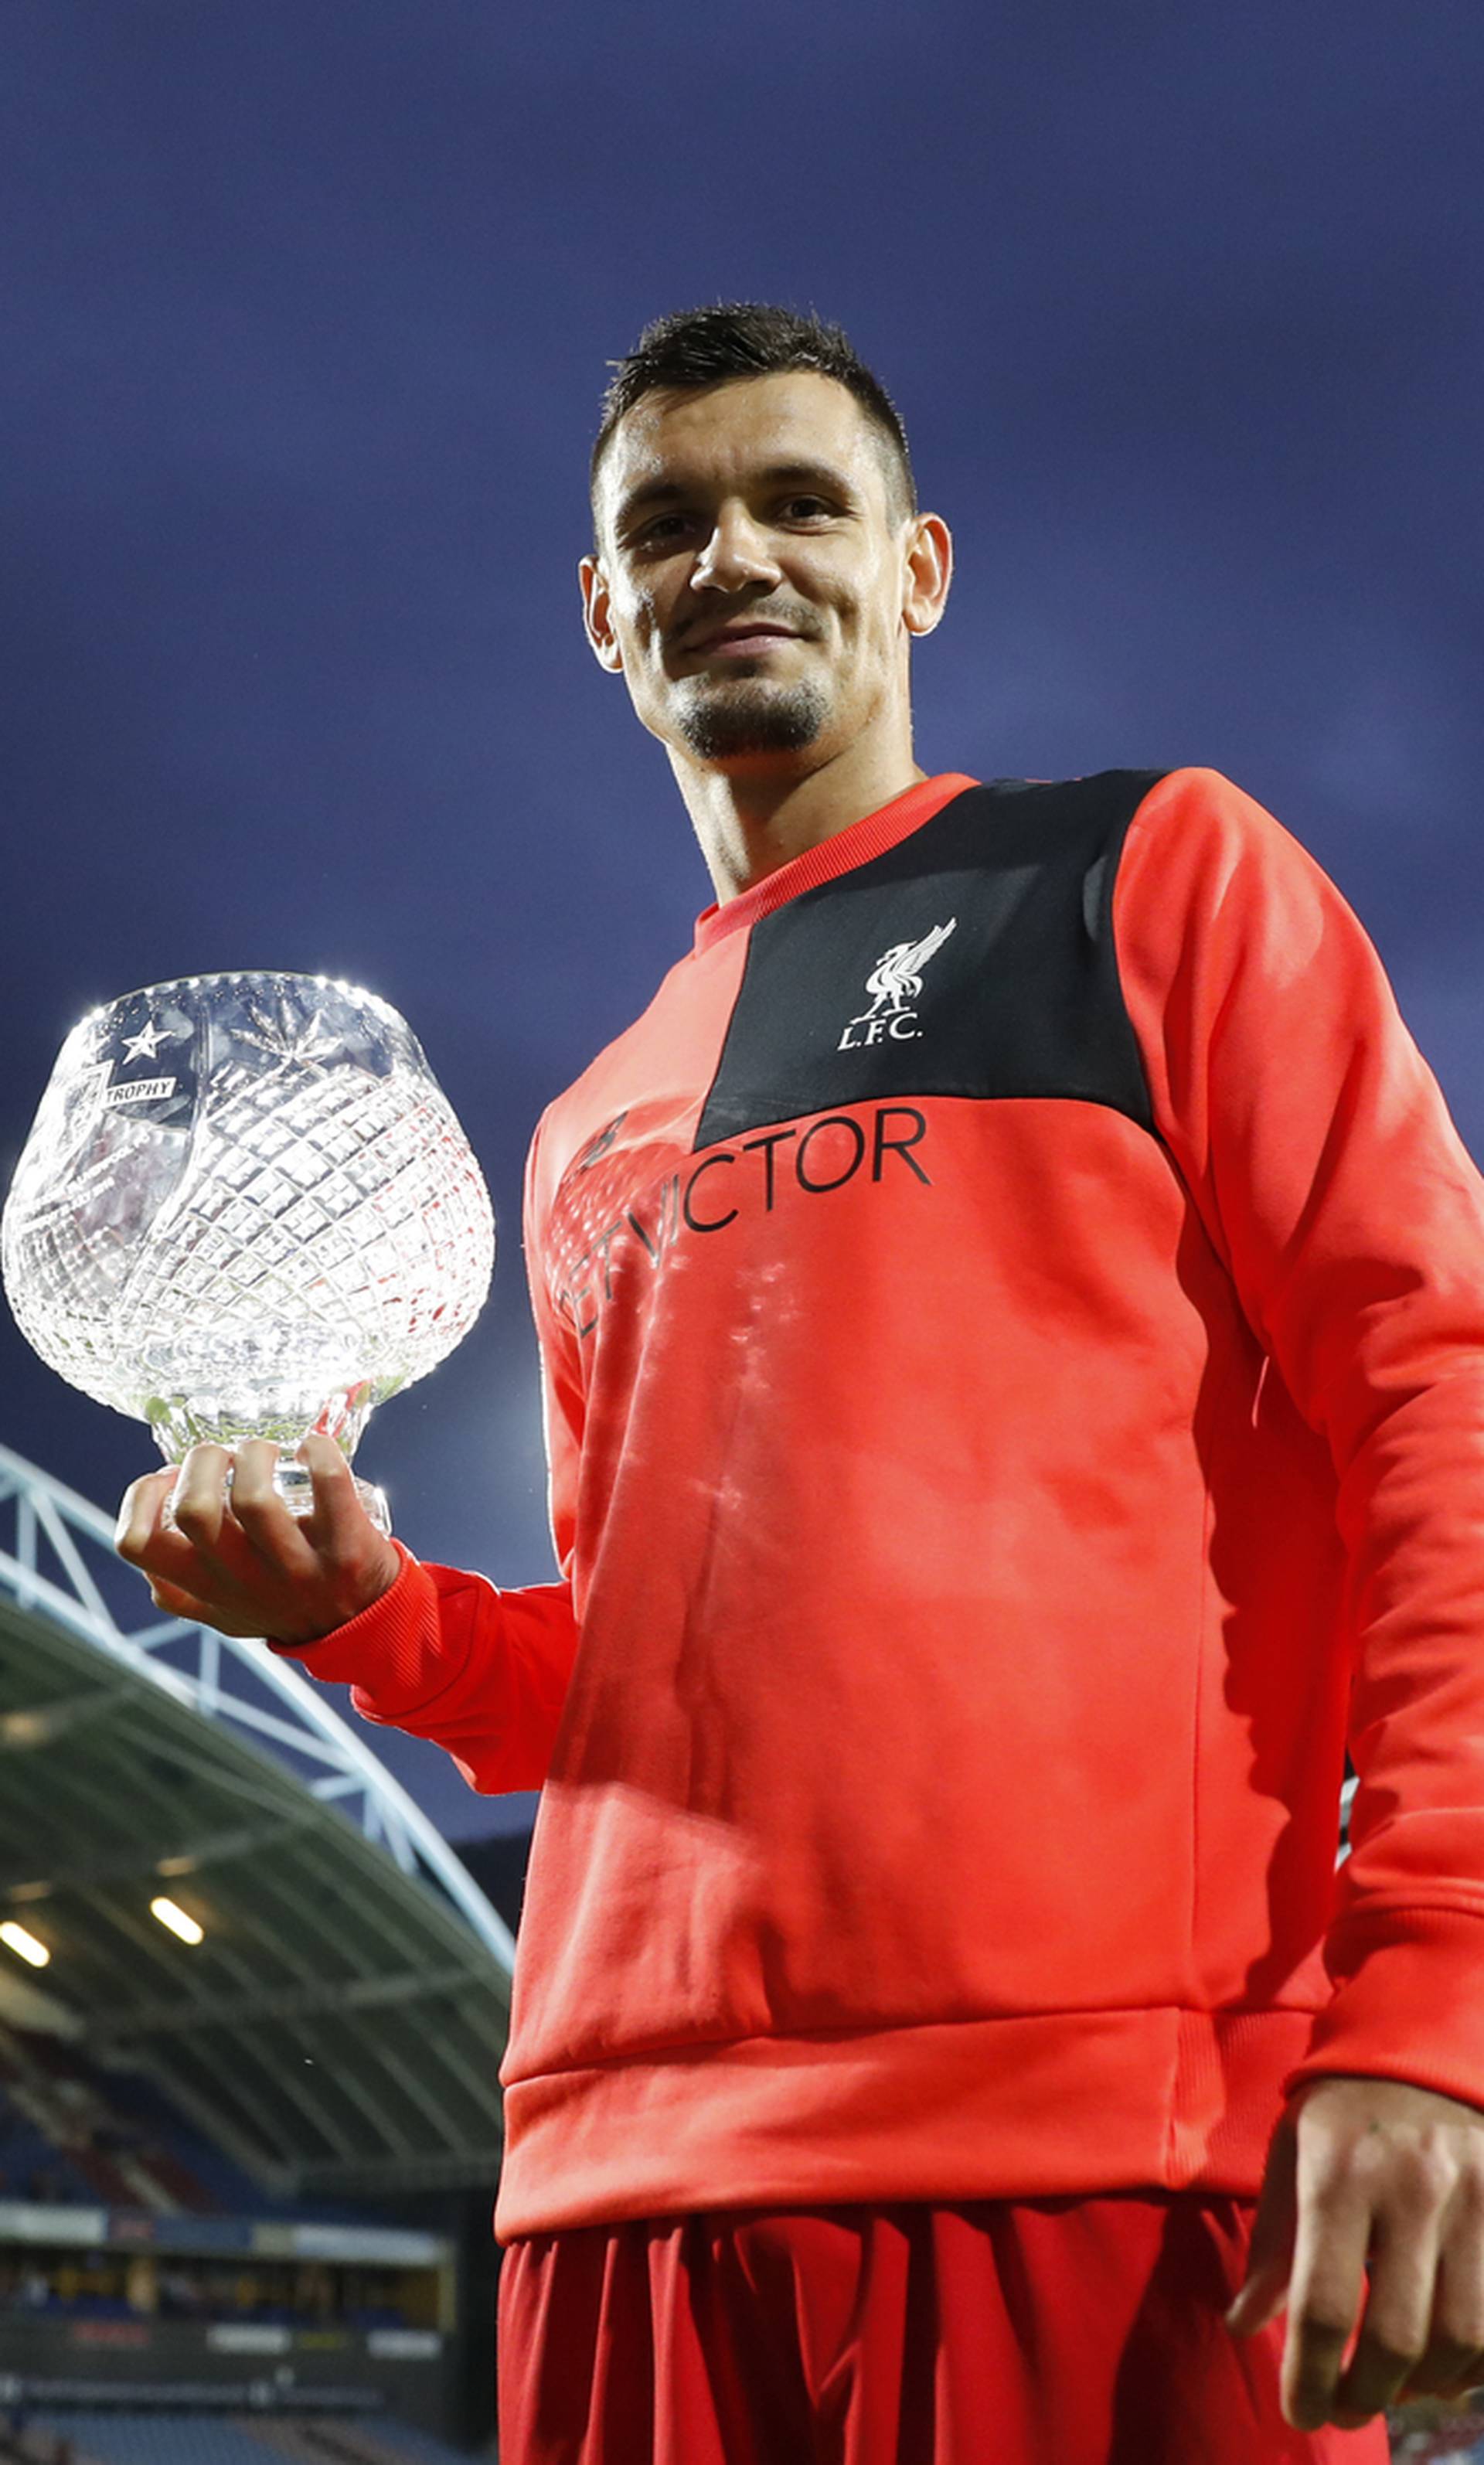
[2,2,1480,1840]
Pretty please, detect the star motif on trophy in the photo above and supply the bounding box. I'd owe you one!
[119,1017,170,1064]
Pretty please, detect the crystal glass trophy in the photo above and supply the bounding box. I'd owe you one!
[1,972,495,1535]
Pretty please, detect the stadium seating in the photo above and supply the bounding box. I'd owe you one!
[0,2026,376,2228]
[15,2417,479,2465]
[0,2028,220,2218]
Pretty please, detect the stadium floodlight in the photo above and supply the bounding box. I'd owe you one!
[0,1919,51,1967]
[149,1895,205,1945]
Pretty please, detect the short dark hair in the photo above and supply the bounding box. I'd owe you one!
[590,301,917,538]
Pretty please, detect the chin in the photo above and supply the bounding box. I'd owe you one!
[672,679,831,763]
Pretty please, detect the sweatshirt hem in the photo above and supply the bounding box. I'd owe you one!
[492,2004,1318,2242]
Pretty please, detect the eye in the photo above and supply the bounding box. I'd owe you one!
[780,495,833,522]
[634,512,696,547]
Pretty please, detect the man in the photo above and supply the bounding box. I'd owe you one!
[117,304,1484,2463]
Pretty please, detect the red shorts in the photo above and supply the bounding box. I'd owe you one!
[496,2192,1390,2464]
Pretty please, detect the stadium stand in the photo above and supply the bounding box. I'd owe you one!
[0,2025,226,2217]
[11,2422,480,2465]
[0,2023,398,2228]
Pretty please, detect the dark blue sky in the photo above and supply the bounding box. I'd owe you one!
[2,1,1480,1838]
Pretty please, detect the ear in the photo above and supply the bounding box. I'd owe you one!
[580,553,625,673]
[902,514,953,638]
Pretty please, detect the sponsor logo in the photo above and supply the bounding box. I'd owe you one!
[838,919,957,1051]
[553,1102,931,1338]
[209,2323,294,2354]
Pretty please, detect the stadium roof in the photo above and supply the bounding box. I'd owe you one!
[0,1442,516,2198]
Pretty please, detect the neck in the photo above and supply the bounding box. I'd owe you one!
[671,711,925,904]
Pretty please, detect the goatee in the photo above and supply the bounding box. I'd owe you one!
[678,682,828,761]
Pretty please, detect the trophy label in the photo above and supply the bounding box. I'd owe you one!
[104,1075,179,1109]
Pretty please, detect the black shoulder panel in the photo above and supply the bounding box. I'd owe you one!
[693,772,1165,1151]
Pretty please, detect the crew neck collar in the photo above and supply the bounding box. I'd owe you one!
[692,773,980,955]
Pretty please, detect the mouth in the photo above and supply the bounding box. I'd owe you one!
[682,625,802,660]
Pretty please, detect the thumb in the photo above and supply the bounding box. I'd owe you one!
[1226,2105,1299,2336]
[148,1576,211,1622]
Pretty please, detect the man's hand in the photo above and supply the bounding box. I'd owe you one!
[1227,2073,1484,2429]
[114,1432,401,1647]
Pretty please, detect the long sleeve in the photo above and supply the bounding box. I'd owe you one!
[270,1108,583,1796]
[1115,766,1484,2102]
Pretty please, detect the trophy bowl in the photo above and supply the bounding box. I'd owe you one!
[1,970,496,1535]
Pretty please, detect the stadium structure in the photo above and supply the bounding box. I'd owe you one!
[0,1442,519,2461]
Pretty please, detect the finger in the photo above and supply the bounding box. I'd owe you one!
[150,1581,280,1639]
[1228,2109,1299,2334]
[147,1574,204,1618]
[147,1574,234,1628]
[167,1443,236,1554]
[228,1439,318,1568]
[298,1433,401,1611]
[1397,2181,1484,2398]
[1428,2360,1484,2402]
[114,1469,178,1564]
[115,1469,221,1594]
[227,1436,287,1516]
[1398,2346,1484,2402]
[1331,2194,1441,2425]
[298,1432,374,1555]
[1282,2162,1372,2429]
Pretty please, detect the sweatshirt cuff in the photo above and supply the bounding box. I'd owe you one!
[266,1539,438,1691]
[1282,1908,1484,2114]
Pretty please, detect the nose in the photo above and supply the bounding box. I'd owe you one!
[691,502,784,594]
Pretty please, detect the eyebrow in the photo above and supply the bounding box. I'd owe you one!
[611,459,859,537]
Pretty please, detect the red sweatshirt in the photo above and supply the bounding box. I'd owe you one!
[276,766,1484,2245]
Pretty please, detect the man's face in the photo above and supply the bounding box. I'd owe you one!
[581,372,926,770]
